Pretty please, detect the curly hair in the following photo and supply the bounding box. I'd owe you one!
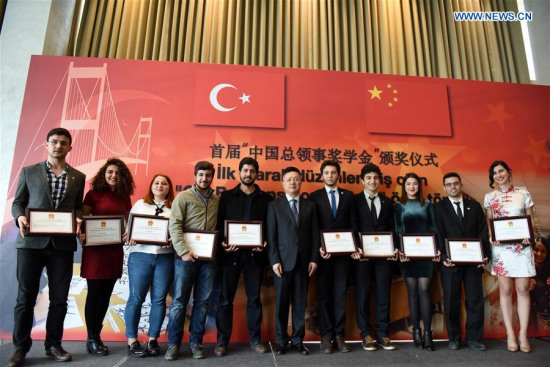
[400,172,425,206]
[90,158,135,198]
[143,174,175,208]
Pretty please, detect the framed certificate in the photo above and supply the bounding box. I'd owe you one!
[128,214,170,245]
[83,215,124,246]
[400,233,437,259]
[360,232,396,258]
[490,215,534,244]
[321,230,357,255]
[445,238,484,265]
[25,208,75,236]
[225,220,263,248]
[183,230,218,261]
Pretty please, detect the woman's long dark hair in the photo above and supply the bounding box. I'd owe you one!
[90,158,135,198]
[488,160,512,188]
[400,172,425,206]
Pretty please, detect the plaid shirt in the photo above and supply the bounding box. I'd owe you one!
[45,161,69,208]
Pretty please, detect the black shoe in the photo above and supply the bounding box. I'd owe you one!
[320,336,334,354]
[7,348,26,367]
[335,335,350,353]
[448,340,461,350]
[274,343,287,355]
[146,340,160,356]
[86,335,108,356]
[127,341,147,358]
[45,345,72,362]
[424,330,434,351]
[362,335,377,351]
[376,337,397,351]
[413,328,423,349]
[466,341,487,351]
[292,343,310,355]
[190,344,206,359]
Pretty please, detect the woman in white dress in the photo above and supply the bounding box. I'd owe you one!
[484,161,539,353]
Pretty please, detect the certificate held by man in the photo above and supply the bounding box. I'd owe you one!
[128,213,170,245]
[321,230,357,255]
[25,208,75,236]
[445,238,484,265]
[360,232,395,258]
[83,215,124,246]
[225,220,263,248]
[183,230,218,261]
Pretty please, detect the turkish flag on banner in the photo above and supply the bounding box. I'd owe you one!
[194,69,285,128]
[365,79,451,136]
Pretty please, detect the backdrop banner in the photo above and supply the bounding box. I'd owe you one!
[1,55,548,342]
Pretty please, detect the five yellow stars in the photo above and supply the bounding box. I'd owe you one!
[369,84,399,107]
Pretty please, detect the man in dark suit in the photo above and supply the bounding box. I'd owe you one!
[8,128,85,367]
[353,163,398,351]
[267,166,320,355]
[435,172,490,351]
[214,157,272,356]
[309,160,356,353]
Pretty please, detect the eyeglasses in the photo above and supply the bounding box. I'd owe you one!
[444,182,461,188]
[48,139,70,147]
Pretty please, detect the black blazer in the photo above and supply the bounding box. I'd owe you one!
[11,161,86,251]
[309,187,356,230]
[434,197,490,268]
[355,192,395,233]
[267,196,320,272]
[216,183,273,265]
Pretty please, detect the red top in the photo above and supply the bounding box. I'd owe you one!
[80,190,131,279]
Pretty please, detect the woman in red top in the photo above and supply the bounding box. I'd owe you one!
[81,158,134,356]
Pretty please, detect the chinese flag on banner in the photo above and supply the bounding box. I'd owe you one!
[194,69,285,128]
[365,79,451,136]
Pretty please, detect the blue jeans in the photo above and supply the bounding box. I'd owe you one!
[167,259,215,345]
[125,252,174,338]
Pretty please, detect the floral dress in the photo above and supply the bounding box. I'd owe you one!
[484,186,535,277]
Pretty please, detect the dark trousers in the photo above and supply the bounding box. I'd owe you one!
[354,259,393,339]
[85,278,117,334]
[317,256,350,338]
[440,266,484,342]
[216,251,264,345]
[13,244,74,352]
[273,261,309,346]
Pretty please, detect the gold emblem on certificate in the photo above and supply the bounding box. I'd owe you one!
[83,215,124,246]
[445,238,484,265]
[225,220,263,248]
[321,230,357,255]
[360,232,395,258]
[400,233,437,258]
[490,215,534,244]
[25,208,76,236]
[183,230,218,261]
[128,214,170,245]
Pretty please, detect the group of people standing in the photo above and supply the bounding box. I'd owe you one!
[7,128,540,366]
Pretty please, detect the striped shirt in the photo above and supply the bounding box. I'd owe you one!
[46,161,69,208]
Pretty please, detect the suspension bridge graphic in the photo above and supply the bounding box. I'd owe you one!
[4,61,152,225]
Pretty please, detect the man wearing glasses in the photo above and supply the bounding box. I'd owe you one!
[9,128,85,366]
[435,172,490,351]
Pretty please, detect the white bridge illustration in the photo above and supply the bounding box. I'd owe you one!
[4,62,152,225]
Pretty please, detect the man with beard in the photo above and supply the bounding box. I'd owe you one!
[165,161,219,360]
[214,157,272,356]
[309,160,356,353]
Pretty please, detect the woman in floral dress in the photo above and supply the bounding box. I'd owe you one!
[484,160,539,353]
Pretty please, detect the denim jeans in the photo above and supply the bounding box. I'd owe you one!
[125,252,174,338]
[167,258,215,345]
